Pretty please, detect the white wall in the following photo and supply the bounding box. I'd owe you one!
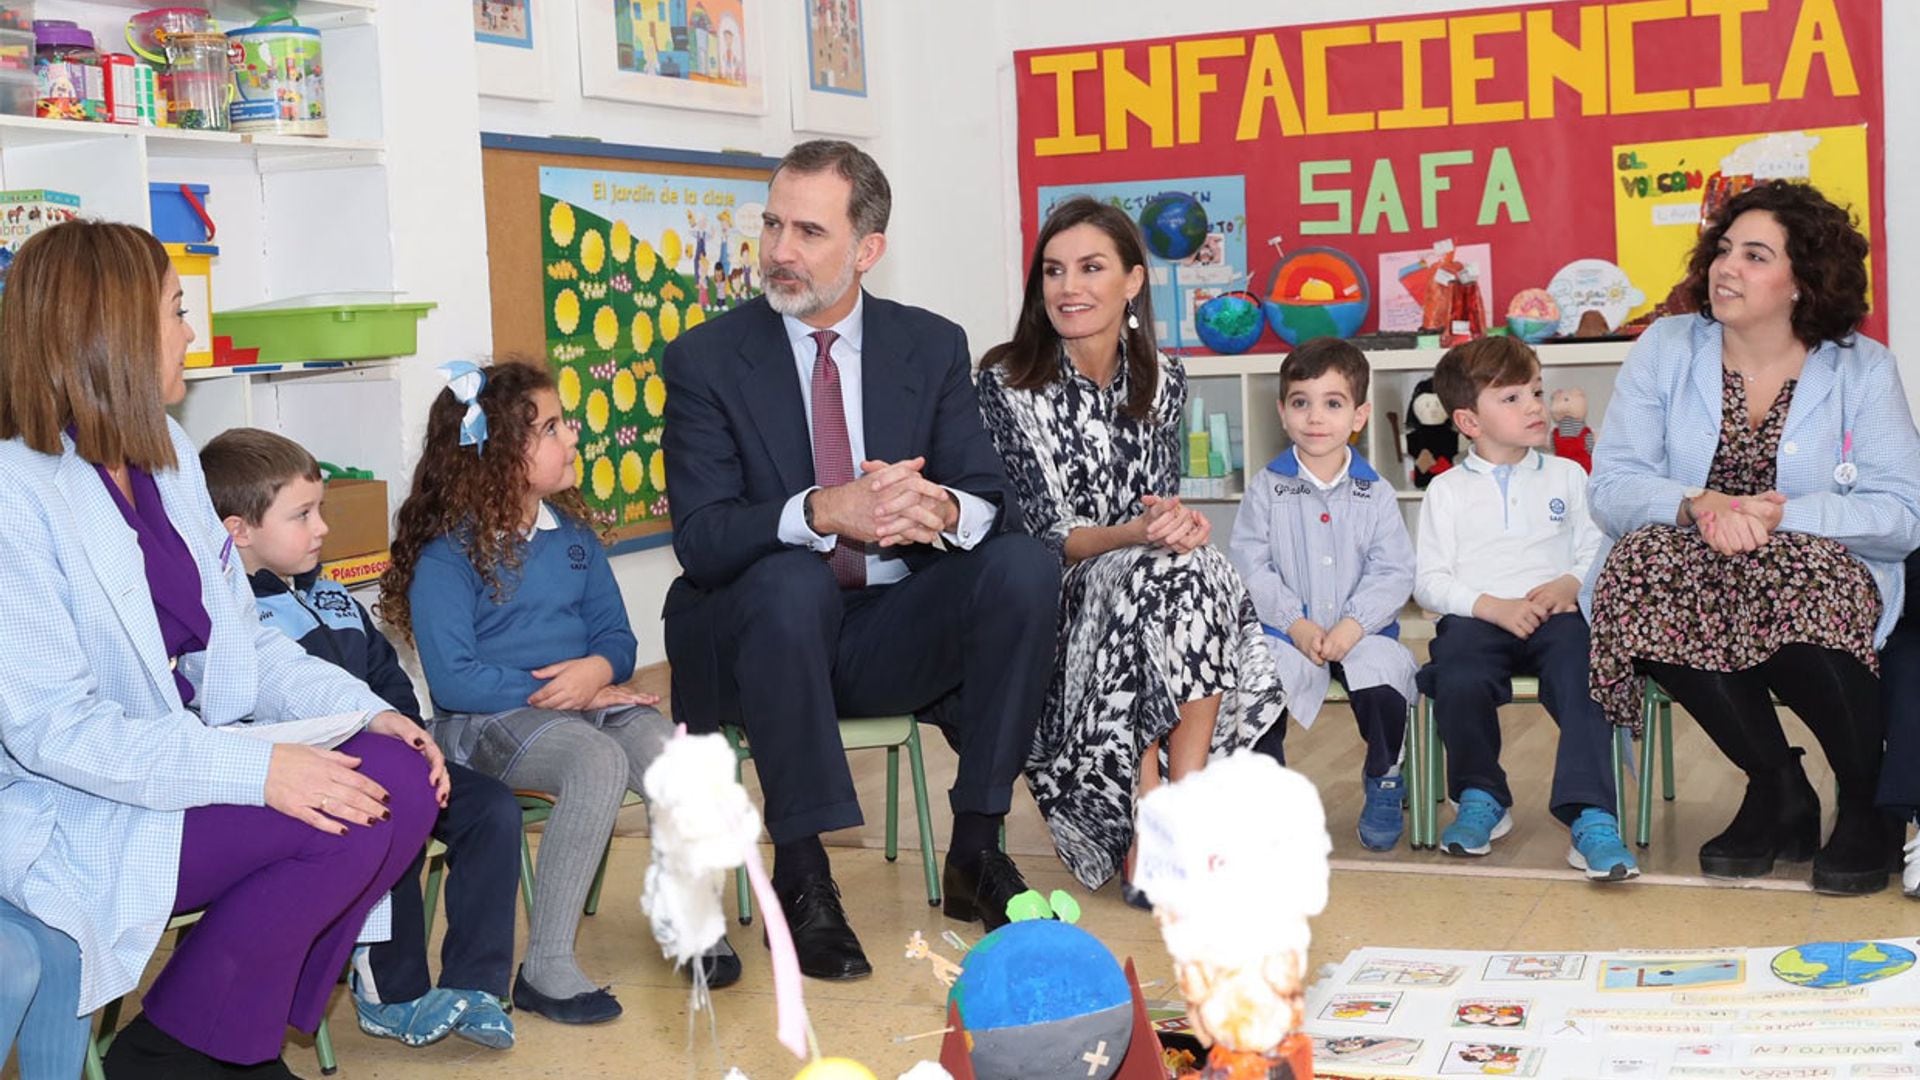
[387,1,1917,666]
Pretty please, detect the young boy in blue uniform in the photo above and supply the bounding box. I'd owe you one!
[1412,337,1637,881]
[1230,338,1418,851]
[202,428,523,1048]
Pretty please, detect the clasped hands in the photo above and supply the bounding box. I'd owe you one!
[1288,616,1366,666]
[1689,489,1786,556]
[1474,576,1581,640]
[1131,493,1210,555]
[808,456,960,547]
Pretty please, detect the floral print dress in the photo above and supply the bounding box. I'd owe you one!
[975,350,1288,888]
[1588,369,1881,730]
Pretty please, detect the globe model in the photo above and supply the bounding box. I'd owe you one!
[1138,192,1209,261]
[1771,940,1916,988]
[948,921,1133,1080]
[1264,246,1371,346]
[1196,291,1265,354]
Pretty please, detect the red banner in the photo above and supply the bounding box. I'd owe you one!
[1014,0,1884,345]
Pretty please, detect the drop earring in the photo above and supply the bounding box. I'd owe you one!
[1126,299,1140,331]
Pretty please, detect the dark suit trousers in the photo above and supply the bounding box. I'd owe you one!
[667,534,1060,845]
[1878,619,1920,818]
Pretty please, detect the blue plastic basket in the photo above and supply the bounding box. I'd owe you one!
[149,182,214,244]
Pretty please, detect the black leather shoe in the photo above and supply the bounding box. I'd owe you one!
[772,873,872,981]
[1812,802,1894,896]
[942,850,1035,931]
[510,967,622,1024]
[691,935,742,989]
[1701,748,1819,878]
[101,1014,229,1080]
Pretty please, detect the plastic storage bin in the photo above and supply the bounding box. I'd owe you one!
[164,241,216,368]
[0,4,32,116]
[213,293,437,363]
[149,181,213,243]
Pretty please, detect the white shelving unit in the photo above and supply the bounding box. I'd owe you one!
[5,1,413,484]
[1180,339,1636,535]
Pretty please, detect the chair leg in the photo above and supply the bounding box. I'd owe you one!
[518,828,537,920]
[314,1015,338,1076]
[1638,707,1658,849]
[884,745,900,863]
[1659,701,1676,801]
[1610,726,1628,826]
[584,837,612,916]
[86,998,123,1080]
[905,724,942,907]
[422,852,445,939]
[735,864,754,927]
[1408,697,1429,849]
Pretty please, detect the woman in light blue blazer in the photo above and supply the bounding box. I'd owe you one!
[0,221,449,1078]
[1584,183,1920,897]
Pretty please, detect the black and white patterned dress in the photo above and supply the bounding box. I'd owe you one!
[976,350,1288,889]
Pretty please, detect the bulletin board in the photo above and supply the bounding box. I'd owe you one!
[481,133,779,548]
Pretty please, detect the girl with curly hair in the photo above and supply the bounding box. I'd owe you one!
[379,361,732,1022]
[1584,182,1920,896]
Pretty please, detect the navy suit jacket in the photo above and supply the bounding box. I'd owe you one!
[660,292,1019,611]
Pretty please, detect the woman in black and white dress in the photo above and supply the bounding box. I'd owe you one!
[976,196,1287,897]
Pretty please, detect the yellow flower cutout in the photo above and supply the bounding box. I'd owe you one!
[610,220,632,263]
[659,302,681,343]
[549,201,576,248]
[591,456,615,501]
[620,450,644,494]
[592,305,619,351]
[557,366,582,411]
[649,448,667,492]
[580,229,606,276]
[684,303,705,331]
[660,228,682,269]
[572,452,585,489]
[612,370,637,412]
[631,311,654,354]
[585,388,611,433]
[553,288,580,336]
[634,240,657,280]
[643,374,666,417]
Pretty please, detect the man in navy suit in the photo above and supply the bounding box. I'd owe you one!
[662,141,1060,980]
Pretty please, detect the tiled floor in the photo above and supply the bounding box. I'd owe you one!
[13,659,1917,1079]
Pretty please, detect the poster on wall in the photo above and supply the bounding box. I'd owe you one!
[538,166,769,528]
[476,0,551,100]
[1012,0,1886,349]
[792,0,874,136]
[580,0,767,114]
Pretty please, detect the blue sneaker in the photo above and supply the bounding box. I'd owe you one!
[1357,774,1405,852]
[1441,788,1512,856]
[351,972,468,1047]
[1568,807,1640,882]
[448,989,515,1049]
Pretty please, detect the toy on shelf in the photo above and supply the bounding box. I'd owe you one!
[1545,259,1645,338]
[1138,191,1210,354]
[1550,387,1594,473]
[1194,288,1265,354]
[1405,377,1460,488]
[1263,238,1370,346]
[1505,288,1560,343]
[1134,752,1331,1079]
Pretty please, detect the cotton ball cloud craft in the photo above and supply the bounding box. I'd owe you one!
[1133,751,1331,1079]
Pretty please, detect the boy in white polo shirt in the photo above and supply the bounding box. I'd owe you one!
[1413,336,1637,881]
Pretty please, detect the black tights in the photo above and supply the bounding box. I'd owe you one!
[1639,644,1884,807]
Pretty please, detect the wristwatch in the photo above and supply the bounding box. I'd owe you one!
[802,489,821,534]
[1680,486,1705,525]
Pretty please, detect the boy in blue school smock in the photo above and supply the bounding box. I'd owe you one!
[1412,337,1636,881]
[202,428,524,1049]
[1230,338,1420,851]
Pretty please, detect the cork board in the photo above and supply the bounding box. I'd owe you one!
[481,133,779,547]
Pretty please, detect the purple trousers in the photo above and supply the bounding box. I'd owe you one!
[138,732,437,1065]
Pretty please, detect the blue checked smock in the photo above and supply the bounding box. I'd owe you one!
[0,422,392,1014]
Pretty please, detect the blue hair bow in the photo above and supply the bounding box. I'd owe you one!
[438,361,489,451]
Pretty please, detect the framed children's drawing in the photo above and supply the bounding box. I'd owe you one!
[579,0,767,116]
[475,0,553,101]
[789,0,873,136]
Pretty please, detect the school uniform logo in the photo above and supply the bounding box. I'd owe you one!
[1353,479,1373,498]
[568,543,589,570]
[1548,497,1567,522]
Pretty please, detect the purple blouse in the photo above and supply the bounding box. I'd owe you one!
[94,462,211,705]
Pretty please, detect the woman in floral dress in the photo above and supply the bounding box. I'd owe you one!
[976,196,1287,898]
[1585,183,1920,895]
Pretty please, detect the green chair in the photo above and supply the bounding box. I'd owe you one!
[85,912,340,1080]
[423,790,644,941]
[1408,677,1632,850]
[722,716,940,926]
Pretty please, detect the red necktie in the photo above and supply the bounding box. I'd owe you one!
[809,330,866,589]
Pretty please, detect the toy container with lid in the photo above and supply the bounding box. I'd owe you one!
[159,29,227,129]
[227,23,324,135]
[125,6,211,61]
[34,19,104,121]
[0,3,32,116]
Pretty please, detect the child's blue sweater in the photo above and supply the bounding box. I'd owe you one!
[408,510,638,715]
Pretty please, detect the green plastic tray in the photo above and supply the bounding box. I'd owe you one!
[213,300,437,363]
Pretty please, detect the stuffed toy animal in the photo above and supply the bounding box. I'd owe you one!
[1550,388,1594,473]
[1405,377,1460,488]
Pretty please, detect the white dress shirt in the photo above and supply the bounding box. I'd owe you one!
[774,294,997,584]
[1414,447,1602,619]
